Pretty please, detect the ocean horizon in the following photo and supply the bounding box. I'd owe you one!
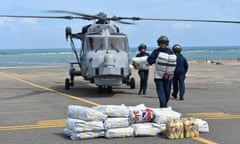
[0,46,240,67]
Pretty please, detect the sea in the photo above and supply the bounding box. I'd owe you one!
[0,46,240,67]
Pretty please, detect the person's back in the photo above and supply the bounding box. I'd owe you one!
[175,54,188,75]
[172,44,188,100]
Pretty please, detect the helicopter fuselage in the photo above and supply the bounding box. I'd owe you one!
[67,24,134,90]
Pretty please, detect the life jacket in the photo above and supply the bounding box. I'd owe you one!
[154,52,177,79]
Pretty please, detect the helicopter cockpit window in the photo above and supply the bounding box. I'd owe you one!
[108,36,128,51]
[86,35,128,51]
[87,37,104,51]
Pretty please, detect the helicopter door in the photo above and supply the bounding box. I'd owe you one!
[80,38,89,78]
[80,42,84,69]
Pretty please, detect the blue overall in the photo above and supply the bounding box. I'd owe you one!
[172,54,188,98]
[147,48,173,108]
[136,52,150,94]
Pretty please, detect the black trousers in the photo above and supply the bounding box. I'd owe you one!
[138,70,149,92]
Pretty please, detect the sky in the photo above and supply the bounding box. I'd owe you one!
[0,0,240,49]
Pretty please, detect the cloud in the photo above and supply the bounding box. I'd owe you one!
[0,17,41,31]
[172,22,193,31]
[0,17,15,26]
[20,18,37,25]
[0,17,19,30]
[120,24,138,32]
[1,0,240,48]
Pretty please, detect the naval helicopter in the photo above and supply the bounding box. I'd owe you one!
[64,13,135,93]
[1,10,240,93]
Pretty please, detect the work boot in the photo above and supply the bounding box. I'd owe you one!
[172,93,177,99]
[143,90,146,95]
[138,89,142,95]
[180,97,184,101]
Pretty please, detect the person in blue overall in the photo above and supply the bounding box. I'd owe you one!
[147,36,175,108]
[136,44,150,95]
[172,44,188,100]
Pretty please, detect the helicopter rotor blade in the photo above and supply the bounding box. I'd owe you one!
[1,11,240,24]
[0,15,84,20]
[116,17,240,24]
[115,20,134,25]
[47,10,101,20]
[109,16,134,24]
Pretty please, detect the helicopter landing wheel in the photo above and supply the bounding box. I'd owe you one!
[98,86,103,94]
[65,78,70,90]
[107,86,113,93]
[130,77,135,89]
[90,78,94,83]
[70,75,74,86]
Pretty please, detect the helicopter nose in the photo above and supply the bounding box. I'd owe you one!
[104,53,115,67]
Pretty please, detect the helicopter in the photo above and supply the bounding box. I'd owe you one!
[1,10,240,93]
[64,12,135,93]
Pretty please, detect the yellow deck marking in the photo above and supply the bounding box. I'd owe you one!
[193,137,218,144]
[0,119,66,131]
[188,112,240,120]
[0,72,99,131]
[1,72,100,106]
[0,72,221,143]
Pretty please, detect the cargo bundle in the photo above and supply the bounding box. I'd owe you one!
[63,104,209,140]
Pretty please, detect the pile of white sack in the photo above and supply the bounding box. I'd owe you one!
[64,104,209,140]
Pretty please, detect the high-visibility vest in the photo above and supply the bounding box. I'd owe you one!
[154,52,177,79]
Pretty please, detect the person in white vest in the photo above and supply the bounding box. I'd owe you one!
[147,36,177,108]
[135,44,150,95]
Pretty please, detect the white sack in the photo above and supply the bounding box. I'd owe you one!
[71,131,105,140]
[105,127,134,138]
[166,55,177,74]
[131,123,166,136]
[129,104,146,112]
[67,105,107,121]
[64,128,72,136]
[156,52,169,72]
[132,56,148,64]
[66,118,104,132]
[92,104,130,118]
[104,118,130,129]
[196,118,209,133]
[152,108,181,124]
[132,56,149,70]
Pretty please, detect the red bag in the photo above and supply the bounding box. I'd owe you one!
[133,108,154,123]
